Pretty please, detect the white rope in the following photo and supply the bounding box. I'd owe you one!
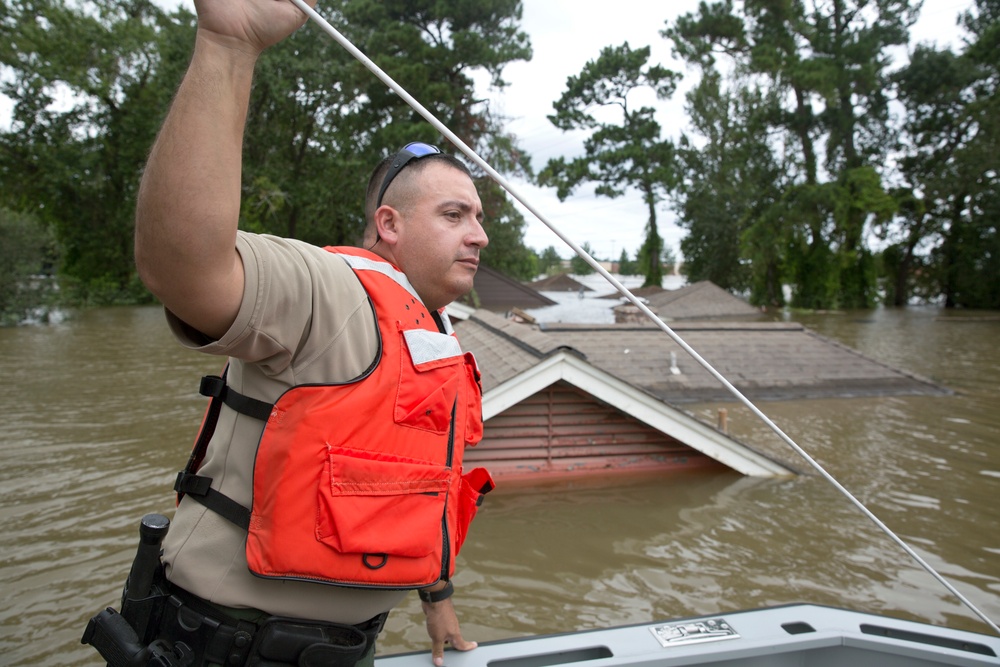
[288,0,1000,636]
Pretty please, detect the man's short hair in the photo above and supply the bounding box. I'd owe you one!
[364,151,474,226]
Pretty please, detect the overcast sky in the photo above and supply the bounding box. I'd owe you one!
[2,0,975,261]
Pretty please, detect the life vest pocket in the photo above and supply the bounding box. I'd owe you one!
[463,353,484,446]
[316,446,450,559]
[395,328,463,434]
[454,467,494,554]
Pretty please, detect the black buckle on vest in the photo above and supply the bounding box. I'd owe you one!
[199,374,275,422]
[199,375,227,399]
[174,471,251,531]
[175,471,212,497]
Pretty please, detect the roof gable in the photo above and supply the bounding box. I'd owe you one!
[530,273,593,292]
[479,348,793,477]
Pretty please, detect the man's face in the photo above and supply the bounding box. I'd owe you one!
[389,161,488,311]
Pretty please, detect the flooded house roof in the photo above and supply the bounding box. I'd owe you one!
[644,280,762,319]
[451,309,797,478]
[539,320,949,404]
[458,264,557,312]
[448,307,950,479]
[529,273,593,292]
[455,307,948,404]
[610,280,763,321]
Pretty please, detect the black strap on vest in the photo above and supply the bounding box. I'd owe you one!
[174,471,252,531]
[174,372,273,532]
[199,374,274,422]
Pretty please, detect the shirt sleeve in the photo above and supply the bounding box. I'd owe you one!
[166,232,374,379]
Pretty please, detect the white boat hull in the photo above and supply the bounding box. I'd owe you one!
[376,604,1000,666]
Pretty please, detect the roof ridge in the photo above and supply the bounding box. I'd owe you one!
[469,310,585,360]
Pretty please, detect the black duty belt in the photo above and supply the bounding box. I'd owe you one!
[159,586,387,667]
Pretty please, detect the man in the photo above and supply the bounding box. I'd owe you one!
[125,0,491,664]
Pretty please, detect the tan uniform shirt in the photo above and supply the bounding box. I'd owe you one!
[160,232,407,624]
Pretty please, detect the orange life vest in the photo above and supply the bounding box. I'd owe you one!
[175,247,494,589]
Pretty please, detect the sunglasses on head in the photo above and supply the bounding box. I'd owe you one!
[375,142,442,208]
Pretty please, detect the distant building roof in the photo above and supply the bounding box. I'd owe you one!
[626,280,762,320]
[530,273,593,292]
[597,285,665,300]
[458,265,556,312]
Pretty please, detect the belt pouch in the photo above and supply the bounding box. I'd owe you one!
[157,594,225,664]
[250,618,368,667]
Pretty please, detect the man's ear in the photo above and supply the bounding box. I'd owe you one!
[374,205,400,245]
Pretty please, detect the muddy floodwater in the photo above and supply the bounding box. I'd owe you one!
[1,305,997,664]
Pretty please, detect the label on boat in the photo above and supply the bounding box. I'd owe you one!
[649,618,740,648]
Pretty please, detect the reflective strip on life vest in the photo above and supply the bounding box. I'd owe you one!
[334,252,456,336]
[338,254,421,303]
[403,329,463,367]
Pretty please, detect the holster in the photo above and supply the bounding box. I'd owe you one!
[82,516,385,667]
[85,583,385,667]
[82,513,177,666]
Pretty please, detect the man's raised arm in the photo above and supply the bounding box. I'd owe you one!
[134,0,313,339]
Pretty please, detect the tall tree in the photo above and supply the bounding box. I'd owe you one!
[0,0,195,302]
[665,0,912,308]
[0,0,536,303]
[893,0,1000,308]
[537,246,564,276]
[538,42,681,288]
[569,241,597,276]
[616,247,637,276]
[673,69,785,301]
[0,208,56,324]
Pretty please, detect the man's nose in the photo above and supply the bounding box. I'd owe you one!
[468,219,488,248]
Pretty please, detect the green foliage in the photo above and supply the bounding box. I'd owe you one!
[676,72,781,301]
[892,0,1000,308]
[0,0,536,310]
[537,246,564,277]
[5,0,996,311]
[617,248,638,276]
[569,241,596,275]
[666,0,916,309]
[636,227,664,287]
[0,0,196,305]
[538,42,680,288]
[661,244,677,275]
[741,205,785,307]
[0,208,58,325]
[477,178,537,280]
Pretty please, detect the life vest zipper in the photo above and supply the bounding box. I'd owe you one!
[440,400,457,581]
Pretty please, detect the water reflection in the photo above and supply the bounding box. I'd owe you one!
[0,306,998,664]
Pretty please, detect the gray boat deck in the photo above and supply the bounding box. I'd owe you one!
[376,604,1000,667]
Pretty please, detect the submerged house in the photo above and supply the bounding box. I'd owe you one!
[530,273,593,293]
[447,306,949,483]
[458,264,556,313]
